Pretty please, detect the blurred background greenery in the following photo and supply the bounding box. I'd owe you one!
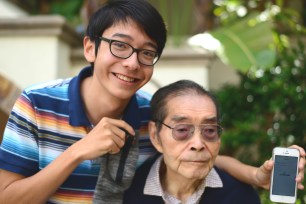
[8,0,306,203]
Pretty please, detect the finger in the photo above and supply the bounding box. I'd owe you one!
[119,121,135,137]
[111,126,128,141]
[299,155,305,169]
[297,157,305,185]
[288,145,305,176]
[297,183,304,190]
[289,145,305,156]
[94,117,136,154]
[298,166,305,178]
[297,169,304,182]
[109,131,126,153]
[104,118,135,135]
[262,159,273,172]
[109,149,116,155]
[97,127,125,154]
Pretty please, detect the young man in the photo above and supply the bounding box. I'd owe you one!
[0,0,304,203]
[0,0,166,203]
[123,80,261,203]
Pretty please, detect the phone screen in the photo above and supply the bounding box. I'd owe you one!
[272,155,298,196]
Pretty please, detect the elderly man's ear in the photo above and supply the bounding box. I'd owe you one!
[149,121,163,153]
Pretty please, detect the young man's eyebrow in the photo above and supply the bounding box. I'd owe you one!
[111,33,157,50]
[112,33,133,40]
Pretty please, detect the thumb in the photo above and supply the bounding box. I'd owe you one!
[260,159,273,174]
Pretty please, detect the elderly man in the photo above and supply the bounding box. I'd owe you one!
[123,80,261,204]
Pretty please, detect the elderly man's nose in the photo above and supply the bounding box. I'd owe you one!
[190,132,205,151]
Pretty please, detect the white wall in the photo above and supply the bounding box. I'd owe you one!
[142,59,210,95]
[0,0,239,94]
[0,0,27,18]
[0,36,59,88]
[0,15,83,90]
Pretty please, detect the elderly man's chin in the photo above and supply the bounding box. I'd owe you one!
[179,165,211,180]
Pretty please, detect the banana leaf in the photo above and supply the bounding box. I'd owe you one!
[191,12,276,73]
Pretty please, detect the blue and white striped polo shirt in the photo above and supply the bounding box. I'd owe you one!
[0,66,156,203]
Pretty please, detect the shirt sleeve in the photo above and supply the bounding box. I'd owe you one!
[0,92,39,176]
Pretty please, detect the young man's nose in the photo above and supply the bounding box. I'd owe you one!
[122,52,141,70]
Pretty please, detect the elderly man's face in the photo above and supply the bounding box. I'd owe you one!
[150,94,220,181]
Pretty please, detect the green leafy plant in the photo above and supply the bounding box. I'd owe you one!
[210,12,276,72]
[215,30,306,204]
[212,2,306,202]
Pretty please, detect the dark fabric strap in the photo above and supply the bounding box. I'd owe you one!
[93,131,139,204]
[115,132,135,184]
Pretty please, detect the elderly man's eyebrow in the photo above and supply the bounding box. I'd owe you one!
[202,117,218,124]
[170,115,189,122]
[170,116,218,123]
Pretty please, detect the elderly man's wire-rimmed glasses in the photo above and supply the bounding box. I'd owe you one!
[97,36,159,66]
[155,120,223,142]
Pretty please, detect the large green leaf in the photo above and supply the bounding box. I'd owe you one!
[209,13,276,73]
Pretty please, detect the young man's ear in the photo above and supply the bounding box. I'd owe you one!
[83,36,96,63]
[149,121,163,153]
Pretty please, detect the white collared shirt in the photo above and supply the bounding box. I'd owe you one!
[144,155,223,204]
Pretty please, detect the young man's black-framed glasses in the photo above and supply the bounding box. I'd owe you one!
[155,120,223,142]
[97,36,159,66]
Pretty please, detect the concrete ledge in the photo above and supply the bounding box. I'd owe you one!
[0,15,82,47]
[160,46,215,61]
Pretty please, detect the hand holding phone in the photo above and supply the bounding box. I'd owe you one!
[270,147,300,203]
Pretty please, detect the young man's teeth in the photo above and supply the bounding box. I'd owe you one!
[116,74,134,82]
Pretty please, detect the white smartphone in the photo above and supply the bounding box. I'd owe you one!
[270,147,300,203]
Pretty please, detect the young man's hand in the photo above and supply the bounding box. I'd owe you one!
[256,145,305,190]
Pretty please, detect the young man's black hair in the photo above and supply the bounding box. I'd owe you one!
[86,0,167,58]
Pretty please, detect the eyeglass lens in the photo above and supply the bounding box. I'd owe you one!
[110,41,158,65]
[172,124,221,142]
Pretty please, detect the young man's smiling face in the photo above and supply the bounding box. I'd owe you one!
[84,19,157,101]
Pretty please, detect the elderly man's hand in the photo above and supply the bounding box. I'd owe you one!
[255,145,305,190]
